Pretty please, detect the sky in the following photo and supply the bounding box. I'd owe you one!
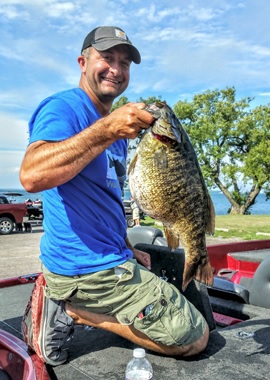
[1,0,270,189]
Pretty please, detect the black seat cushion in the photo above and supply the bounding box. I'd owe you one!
[208,277,249,304]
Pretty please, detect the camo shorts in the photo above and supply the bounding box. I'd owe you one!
[43,259,207,347]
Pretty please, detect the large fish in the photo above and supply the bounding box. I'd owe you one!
[128,101,215,291]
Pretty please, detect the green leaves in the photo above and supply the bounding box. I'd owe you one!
[112,90,270,214]
[110,96,129,112]
[173,87,270,214]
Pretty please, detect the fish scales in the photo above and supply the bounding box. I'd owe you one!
[128,101,215,290]
[131,136,207,230]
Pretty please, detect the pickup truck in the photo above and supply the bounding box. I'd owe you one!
[0,193,29,234]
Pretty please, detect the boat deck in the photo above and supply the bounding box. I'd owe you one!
[229,249,270,262]
[1,281,270,379]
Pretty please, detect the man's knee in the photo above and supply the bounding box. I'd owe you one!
[182,324,209,357]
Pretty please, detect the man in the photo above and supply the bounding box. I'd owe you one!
[20,26,209,366]
[130,196,141,226]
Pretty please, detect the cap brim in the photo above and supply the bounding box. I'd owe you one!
[92,40,141,64]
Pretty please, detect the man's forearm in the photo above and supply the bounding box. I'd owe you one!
[20,119,115,192]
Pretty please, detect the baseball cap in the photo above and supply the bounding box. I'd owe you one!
[81,26,141,64]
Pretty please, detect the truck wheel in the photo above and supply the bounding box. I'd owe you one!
[0,217,14,235]
[126,216,135,228]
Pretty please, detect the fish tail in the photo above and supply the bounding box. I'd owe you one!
[182,260,214,291]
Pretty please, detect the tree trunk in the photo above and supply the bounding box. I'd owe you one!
[229,205,246,215]
[214,179,261,215]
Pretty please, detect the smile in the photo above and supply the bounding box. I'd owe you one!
[102,77,121,84]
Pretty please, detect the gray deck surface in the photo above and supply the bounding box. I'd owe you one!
[1,282,270,380]
[229,249,270,262]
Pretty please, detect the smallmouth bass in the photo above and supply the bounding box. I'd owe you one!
[128,101,215,290]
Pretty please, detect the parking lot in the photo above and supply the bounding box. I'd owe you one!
[0,222,43,278]
[0,220,243,279]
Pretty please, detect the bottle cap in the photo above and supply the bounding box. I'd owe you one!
[133,348,146,358]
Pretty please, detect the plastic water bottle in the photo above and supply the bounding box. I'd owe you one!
[125,348,154,380]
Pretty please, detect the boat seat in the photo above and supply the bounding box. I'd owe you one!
[127,226,167,246]
[208,254,270,309]
[208,277,249,303]
[249,254,270,308]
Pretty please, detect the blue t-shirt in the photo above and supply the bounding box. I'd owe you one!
[28,88,133,275]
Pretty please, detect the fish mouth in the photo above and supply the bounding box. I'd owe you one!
[151,130,176,145]
[146,103,162,119]
[146,103,182,144]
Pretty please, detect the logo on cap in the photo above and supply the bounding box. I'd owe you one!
[115,29,127,40]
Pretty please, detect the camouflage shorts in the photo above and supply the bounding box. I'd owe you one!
[43,259,207,347]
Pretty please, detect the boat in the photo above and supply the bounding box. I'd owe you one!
[25,199,43,220]
[0,226,269,379]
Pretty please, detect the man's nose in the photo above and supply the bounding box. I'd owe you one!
[109,62,122,75]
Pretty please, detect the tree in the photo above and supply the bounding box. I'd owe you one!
[111,95,163,112]
[111,96,129,112]
[174,87,270,214]
[137,95,163,105]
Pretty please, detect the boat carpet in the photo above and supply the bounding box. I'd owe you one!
[1,283,270,380]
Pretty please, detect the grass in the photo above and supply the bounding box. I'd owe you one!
[140,215,270,241]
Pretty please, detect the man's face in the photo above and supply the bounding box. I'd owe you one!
[82,45,132,103]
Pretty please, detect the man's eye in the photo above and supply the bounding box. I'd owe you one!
[122,61,131,69]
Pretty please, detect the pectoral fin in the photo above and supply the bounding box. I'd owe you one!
[164,226,179,250]
[128,153,138,175]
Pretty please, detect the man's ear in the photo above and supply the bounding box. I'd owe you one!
[78,56,87,72]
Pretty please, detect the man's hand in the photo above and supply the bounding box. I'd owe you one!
[106,102,154,140]
[133,248,151,270]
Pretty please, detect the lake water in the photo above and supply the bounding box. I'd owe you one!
[1,188,269,215]
[124,188,270,215]
[210,191,270,215]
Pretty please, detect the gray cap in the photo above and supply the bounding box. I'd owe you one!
[81,26,141,64]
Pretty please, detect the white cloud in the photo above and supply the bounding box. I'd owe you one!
[0,112,28,188]
[0,5,29,19]
[259,92,270,97]
[0,112,29,151]
[0,150,25,188]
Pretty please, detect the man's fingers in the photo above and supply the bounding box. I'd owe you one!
[137,106,154,125]
[137,103,146,110]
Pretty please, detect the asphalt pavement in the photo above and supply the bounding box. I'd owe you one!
[0,223,43,278]
[0,223,243,279]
